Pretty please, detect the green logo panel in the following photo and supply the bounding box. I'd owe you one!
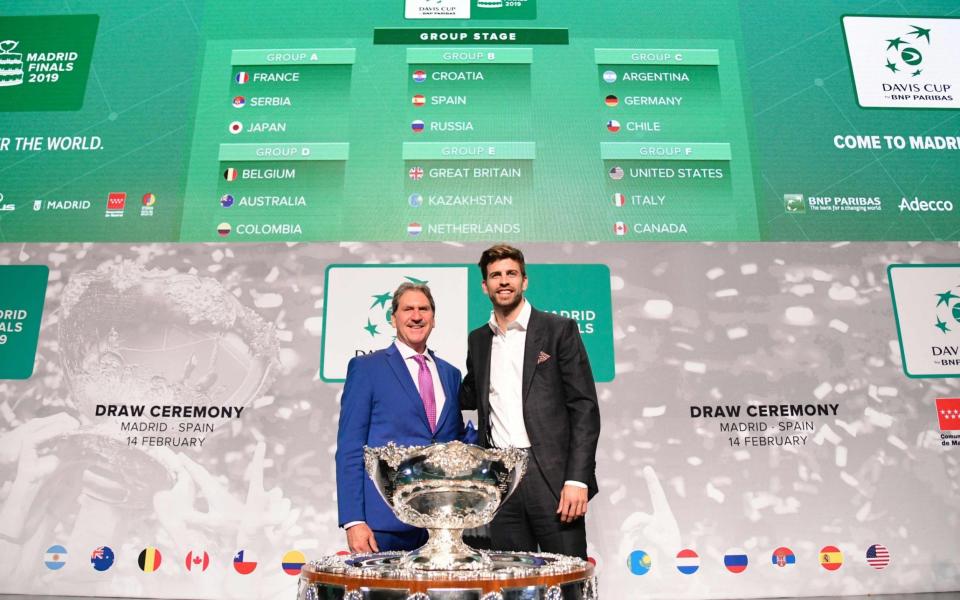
[0,265,49,379]
[469,263,614,382]
[471,0,537,20]
[0,14,99,111]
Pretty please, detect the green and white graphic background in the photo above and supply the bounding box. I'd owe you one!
[0,0,957,242]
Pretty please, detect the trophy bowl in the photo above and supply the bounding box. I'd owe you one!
[364,440,527,571]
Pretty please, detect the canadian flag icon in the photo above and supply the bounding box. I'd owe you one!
[185,550,209,572]
[614,221,627,236]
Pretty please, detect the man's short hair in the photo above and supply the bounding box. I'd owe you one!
[391,282,436,315]
[478,244,526,279]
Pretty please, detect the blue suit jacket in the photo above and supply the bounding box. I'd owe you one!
[336,344,466,532]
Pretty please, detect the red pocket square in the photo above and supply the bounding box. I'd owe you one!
[537,351,551,364]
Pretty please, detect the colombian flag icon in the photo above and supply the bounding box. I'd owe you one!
[282,550,306,575]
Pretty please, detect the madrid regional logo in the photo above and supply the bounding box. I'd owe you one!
[362,275,428,340]
[884,25,931,77]
[934,285,960,335]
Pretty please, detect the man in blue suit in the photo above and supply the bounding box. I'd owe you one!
[336,282,468,552]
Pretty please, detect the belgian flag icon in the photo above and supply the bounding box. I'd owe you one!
[138,547,162,573]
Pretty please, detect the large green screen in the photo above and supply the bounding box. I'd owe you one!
[0,0,957,242]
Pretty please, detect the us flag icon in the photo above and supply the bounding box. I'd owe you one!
[866,544,890,570]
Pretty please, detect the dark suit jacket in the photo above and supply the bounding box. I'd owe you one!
[460,307,600,499]
[336,344,466,532]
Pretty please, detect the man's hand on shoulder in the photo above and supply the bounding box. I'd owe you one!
[346,523,379,553]
[556,484,588,523]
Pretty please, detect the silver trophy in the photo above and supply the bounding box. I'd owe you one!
[301,441,597,599]
[363,441,527,571]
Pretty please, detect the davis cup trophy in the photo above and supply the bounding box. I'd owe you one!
[299,441,598,600]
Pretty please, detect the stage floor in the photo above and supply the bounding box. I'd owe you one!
[5,594,959,600]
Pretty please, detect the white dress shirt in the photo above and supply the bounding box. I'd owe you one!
[488,300,533,449]
[487,300,586,490]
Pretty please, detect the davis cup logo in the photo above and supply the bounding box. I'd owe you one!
[405,0,470,20]
[320,265,469,381]
[843,16,960,109]
[933,285,960,336]
[889,265,960,377]
[883,25,931,77]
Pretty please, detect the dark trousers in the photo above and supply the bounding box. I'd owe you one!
[489,461,587,559]
[374,528,429,552]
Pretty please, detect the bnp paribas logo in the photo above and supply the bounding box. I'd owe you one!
[883,25,931,77]
[934,285,960,335]
[784,193,806,214]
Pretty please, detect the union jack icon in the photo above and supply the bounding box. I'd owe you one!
[408,167,424,180]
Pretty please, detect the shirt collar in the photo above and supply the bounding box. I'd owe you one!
[394,339,431,361]
[487,299,532,335]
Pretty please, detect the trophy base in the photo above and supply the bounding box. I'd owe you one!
[300,551,597,600]
[400,528,492,571]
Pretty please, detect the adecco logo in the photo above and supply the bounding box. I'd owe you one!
[899,196,955,212]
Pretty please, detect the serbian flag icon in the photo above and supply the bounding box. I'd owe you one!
[771,546,796,568]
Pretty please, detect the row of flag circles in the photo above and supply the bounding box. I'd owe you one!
[628,545,891,575]
[45,544,892,576]
[43,546,308,575]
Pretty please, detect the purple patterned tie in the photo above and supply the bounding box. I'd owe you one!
[413,354,437,432]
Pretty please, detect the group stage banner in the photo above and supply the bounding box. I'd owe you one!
[0,241,959,599]
[0,0,958,243]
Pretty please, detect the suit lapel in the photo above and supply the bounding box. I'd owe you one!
[521,309,544,402]
[386,344,431,432]
[476,326,494,414]
[431,351,454,428]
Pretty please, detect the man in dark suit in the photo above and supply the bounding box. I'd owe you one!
[336,282,468,552]
[460,244,600,559]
